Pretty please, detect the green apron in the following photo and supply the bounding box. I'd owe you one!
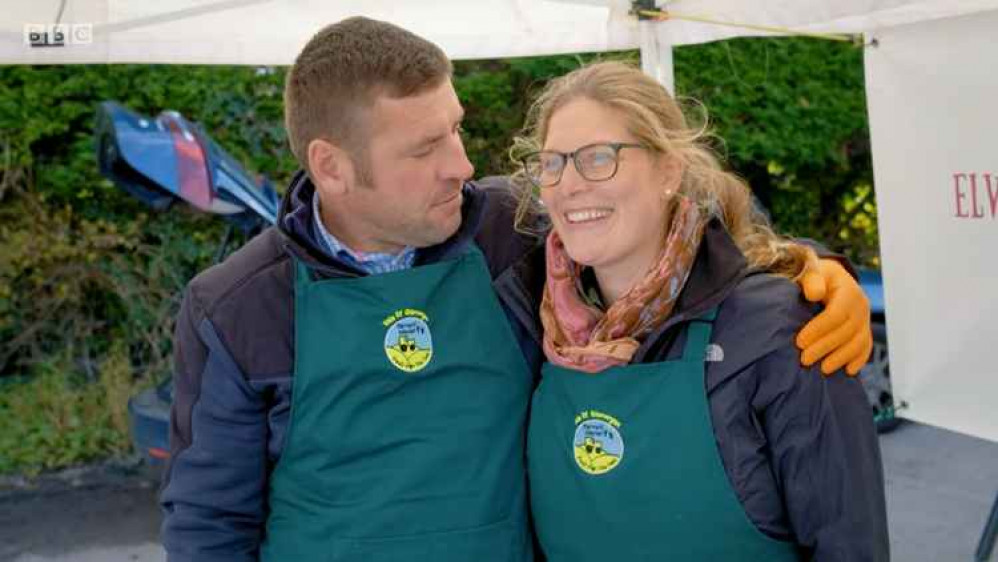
[261,249,533,562]
[527,310,800,561]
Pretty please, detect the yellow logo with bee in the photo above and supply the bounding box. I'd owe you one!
[383,309,433,373]
[573,410,624,475]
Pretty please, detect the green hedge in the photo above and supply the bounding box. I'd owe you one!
[0,37,877,473]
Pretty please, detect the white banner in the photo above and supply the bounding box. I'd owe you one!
[866,10,998,442]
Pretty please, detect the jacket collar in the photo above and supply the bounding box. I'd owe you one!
[276,170,487,278]
[631,217,748,362]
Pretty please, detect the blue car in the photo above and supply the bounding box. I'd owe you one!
[128,378,172,468]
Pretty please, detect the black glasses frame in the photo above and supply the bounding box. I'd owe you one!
[520,142,647,188]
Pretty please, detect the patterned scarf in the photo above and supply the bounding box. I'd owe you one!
[541,198,705,373]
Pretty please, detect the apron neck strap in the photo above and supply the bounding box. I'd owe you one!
[680,307,718,362]
[293,258,314,290]
[292,245,483,290]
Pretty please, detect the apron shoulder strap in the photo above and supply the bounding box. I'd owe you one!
[680,307,718,362]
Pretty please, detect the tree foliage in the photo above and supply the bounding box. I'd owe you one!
[674,38,877,264]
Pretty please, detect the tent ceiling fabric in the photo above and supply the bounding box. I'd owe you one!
[3,0,998,65]
[0,0,638,65]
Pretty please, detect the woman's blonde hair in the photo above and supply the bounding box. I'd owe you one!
[509,61,811,278]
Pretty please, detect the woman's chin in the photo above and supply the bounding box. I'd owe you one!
[563,245,607,269]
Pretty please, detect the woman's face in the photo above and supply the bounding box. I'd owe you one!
[540,98,679,275]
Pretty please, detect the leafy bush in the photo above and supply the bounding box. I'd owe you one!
[0,342,137,475]
[0,191,224,380]
[673,38,876,263]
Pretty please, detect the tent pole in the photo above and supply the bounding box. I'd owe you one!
[213,223,235,265]
[639,19,674,94]
[976,490,998,562]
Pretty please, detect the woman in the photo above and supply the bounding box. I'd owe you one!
[510,62,889,561]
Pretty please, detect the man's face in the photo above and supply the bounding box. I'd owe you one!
[345,79,474,252]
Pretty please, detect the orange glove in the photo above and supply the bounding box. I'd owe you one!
[794,256,873,376]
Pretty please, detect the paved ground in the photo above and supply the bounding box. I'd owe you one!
[1,421,996,561]
[0,462,163,562]
[881,421,998,561]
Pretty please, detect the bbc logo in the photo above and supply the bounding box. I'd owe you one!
[24,24,93,47]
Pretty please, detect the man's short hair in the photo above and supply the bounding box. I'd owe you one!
[284,17,453,181]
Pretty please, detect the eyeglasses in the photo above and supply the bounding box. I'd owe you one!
[520,142,648,188]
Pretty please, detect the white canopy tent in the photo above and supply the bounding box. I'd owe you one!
[3,1,998,444]
[1,0,637,65]
[2,0,997,65]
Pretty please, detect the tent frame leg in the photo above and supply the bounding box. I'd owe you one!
[213,223,235,264]
[976,490,998,562]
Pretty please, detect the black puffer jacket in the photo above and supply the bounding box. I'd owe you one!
[494,218,890,562]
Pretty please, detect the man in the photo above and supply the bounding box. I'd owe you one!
[160,17,872,562]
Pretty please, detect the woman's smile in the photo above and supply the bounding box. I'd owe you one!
[564,208,613,225]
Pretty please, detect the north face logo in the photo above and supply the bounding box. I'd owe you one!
[705,344,724,362]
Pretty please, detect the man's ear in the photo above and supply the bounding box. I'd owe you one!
[308,138,354,197]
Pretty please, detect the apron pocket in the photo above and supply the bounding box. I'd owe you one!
[330,515,520,562]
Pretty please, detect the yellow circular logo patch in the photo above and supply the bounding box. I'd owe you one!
[383,309,433,373]
[573,410,624,475]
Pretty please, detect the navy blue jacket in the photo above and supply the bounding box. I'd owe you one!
[160,172,542,562]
